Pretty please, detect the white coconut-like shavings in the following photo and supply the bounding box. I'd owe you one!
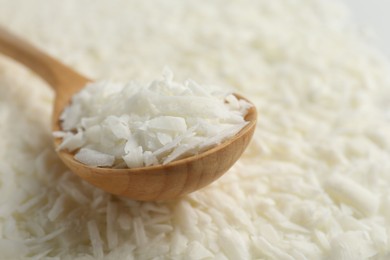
[325,174,379,216]
[74,148,115,167]
[2,0,390,259]
[87,220,104,259]
[57,72,251,168]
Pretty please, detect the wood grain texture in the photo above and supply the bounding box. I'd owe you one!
[0,26,257,201]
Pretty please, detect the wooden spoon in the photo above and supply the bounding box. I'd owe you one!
[0,27,257,201]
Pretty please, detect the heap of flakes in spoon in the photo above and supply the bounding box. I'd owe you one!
[55,70,252,168]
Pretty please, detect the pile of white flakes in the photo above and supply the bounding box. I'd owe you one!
[1,0,390,259]
[57,70,251,168]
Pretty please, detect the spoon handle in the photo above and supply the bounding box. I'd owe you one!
[0,26,86,94]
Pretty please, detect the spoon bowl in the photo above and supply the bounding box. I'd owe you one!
[0,26,257,201]
[58,100,256,200]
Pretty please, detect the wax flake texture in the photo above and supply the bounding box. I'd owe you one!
[1,0,390,259]
[57,70,250,168]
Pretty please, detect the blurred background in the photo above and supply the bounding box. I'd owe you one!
[342,0,390,57]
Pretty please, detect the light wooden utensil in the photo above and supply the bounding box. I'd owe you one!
[0,26,257,201]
